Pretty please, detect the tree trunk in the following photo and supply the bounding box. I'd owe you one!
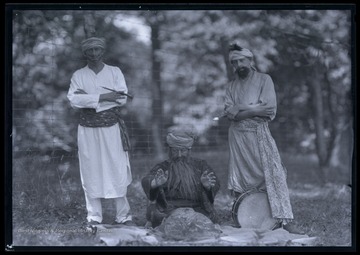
[322,69,339,166]
[308,65,327,182]
[84,11,96,38]
[149,20,165,159]
[220,37,232,81]
[329,121,354,185]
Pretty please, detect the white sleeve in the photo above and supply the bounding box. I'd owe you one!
[67,72,100,109]
[95,66,128,112]
[114,67,128,106]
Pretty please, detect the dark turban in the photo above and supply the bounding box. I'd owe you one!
[166,130,195,149]
[81,37,106,53]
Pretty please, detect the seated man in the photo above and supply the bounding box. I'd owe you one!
[141,129,220,228]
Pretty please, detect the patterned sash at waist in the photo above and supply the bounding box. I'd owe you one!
[231,118,267,131]
[79,107,131,151]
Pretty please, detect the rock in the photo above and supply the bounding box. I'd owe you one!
[159,207,222,241]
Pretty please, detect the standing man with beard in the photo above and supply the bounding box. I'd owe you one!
[67,37,135,227]
[141,129,220,228]
[224,43,294,230]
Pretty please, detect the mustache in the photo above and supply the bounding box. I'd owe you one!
[85,53,103,60]
[236,67,250,78]
[170,155,189,163]
[87,55,102,60]
[236,67,249,72]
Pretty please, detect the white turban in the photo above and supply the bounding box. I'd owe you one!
[81,37,105,53]
[229,48,253,62]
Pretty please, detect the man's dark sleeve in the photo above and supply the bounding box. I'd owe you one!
[141,161,168,201]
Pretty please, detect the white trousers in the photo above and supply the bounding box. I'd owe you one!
[85,194,132,223]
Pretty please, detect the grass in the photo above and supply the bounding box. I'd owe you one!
[10,150,353,248]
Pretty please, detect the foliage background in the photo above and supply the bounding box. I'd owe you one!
[7,4,355,248]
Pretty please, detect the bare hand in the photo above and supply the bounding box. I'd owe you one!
[151,168,169,188]
[100,91,126,103]
[254,102,275,117]
[200,171,217,190]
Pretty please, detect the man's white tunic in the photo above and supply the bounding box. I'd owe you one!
[67,64,132,198]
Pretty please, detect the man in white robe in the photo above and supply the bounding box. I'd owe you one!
[67,37,135,226]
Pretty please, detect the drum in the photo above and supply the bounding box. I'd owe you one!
[231,189,279,230]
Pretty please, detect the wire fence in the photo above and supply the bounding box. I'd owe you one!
[11,11,324,163]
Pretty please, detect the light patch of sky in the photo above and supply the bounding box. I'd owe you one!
[113,14,151,45]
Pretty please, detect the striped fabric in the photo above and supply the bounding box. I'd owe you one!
[79,107,131,151]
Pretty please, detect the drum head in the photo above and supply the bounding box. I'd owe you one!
[232,191,278,230]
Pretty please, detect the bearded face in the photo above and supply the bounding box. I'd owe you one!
[169,147,189,161]
[231,57,252,79]
[236,66,250,79]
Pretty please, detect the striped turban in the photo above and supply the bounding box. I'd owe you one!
[166,130,196,149]
[229,48,253,62]
[81,37,106,53]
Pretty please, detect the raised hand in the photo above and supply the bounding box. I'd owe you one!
[200,170,217,190]
[151,168,169,188]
